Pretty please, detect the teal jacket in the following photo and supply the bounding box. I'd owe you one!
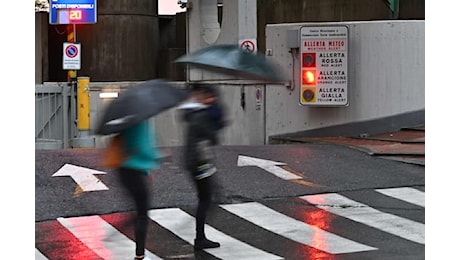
[120,120,160,175]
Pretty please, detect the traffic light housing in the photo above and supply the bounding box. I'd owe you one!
[301,53,316,103]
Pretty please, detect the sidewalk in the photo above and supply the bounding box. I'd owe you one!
[270,125,425,166]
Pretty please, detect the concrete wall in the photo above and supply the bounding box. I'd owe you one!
[265,20,424,139]
[87,81,266,148]
[256,0,425,53]
[89,17,424,148]
[36,3,425,148]
[41,0,160,82]
[176,0,266,146]
[157,13,187,80]
[186,0,258,81]
[87,81,186,148]
[40,14,426,149]
[35,12,48,83]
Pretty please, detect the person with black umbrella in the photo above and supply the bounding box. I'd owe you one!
[96,80,189,260]
[179,83,229,250]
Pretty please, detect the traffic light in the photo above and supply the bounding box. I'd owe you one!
[302,70,316,85]
[300,53,316,103]
[302,52,316,67]
[301,87,315,103]
[301,53,316,84]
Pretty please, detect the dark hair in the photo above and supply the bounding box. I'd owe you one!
[189,83,219,97]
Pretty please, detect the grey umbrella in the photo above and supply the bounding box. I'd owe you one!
[175,44,284,82]
[96,79,189,135]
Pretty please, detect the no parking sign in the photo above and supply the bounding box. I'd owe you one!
[63,42,81,70]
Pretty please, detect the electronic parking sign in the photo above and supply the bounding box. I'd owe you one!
[299,25,349,106]
[49,0,97,25]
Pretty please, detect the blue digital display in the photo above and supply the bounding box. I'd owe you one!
[49,0,97,25]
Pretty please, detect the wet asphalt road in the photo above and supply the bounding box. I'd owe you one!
[35,143,425,259]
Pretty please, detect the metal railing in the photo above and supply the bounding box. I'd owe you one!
[35,81,144,150]
[35,82,72,149]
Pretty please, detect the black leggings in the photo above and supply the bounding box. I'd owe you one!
[194,175,214,240]
[118,167,150,256]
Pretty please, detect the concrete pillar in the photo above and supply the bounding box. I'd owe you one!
[187,0,257,81]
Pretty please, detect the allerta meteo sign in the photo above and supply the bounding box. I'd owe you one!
[299,25,349,106]
[49,0,97,25]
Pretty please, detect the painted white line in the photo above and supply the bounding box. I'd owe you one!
[300,193,425,244]
[375,187,425,207]
[220,202,376,254]
[237,155,302,180]
[57,215,162,260]
[35,248,48,260]
[148,208,282,260]
[53,164,108,192]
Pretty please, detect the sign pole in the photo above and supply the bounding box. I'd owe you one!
[67,24,77,138]
[50,0,97,148]
[67,24,77,81]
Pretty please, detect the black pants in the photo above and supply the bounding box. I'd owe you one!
[194,175,215,240]
[118,167,150,256]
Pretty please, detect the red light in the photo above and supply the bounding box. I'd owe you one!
[302,53,316,67]
[302,70,316,85]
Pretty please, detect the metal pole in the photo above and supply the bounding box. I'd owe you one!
[67,24,78,141]
[62,83,69,148]
[67,24,77,82]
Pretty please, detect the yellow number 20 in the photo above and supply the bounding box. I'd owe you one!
[69,10,82,21]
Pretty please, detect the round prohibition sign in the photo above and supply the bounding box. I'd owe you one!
[65,44,79,58]
[240,40,255,53]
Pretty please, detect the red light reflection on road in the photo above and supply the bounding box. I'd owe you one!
[36,220,103,260]
[58,216,115,259]
[300,196,336,259]
[78,217,114,259]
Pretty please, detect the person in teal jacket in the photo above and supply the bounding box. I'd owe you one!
[117,119,161,260]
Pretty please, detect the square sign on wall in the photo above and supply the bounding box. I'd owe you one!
[299,25,349,106]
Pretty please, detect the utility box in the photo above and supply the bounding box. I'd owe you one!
[287,29,299,49]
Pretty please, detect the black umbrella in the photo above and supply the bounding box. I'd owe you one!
[96,79,189,135]
[175,44,284,82]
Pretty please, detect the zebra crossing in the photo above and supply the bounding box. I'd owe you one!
[35,186,424,259]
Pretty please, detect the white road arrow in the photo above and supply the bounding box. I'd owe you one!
[52,164,109,192]
[237,155,302,180]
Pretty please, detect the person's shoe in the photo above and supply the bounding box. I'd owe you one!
[194,238,220,250]
[134,256,153,260]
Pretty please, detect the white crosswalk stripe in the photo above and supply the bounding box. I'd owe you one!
[300,192,425,244]
[35,248,48,260]
[375,187,425,207]
[220,202,377,254]
[36,187,424,259]
[147,208,283,260]
[57,215,163,260]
